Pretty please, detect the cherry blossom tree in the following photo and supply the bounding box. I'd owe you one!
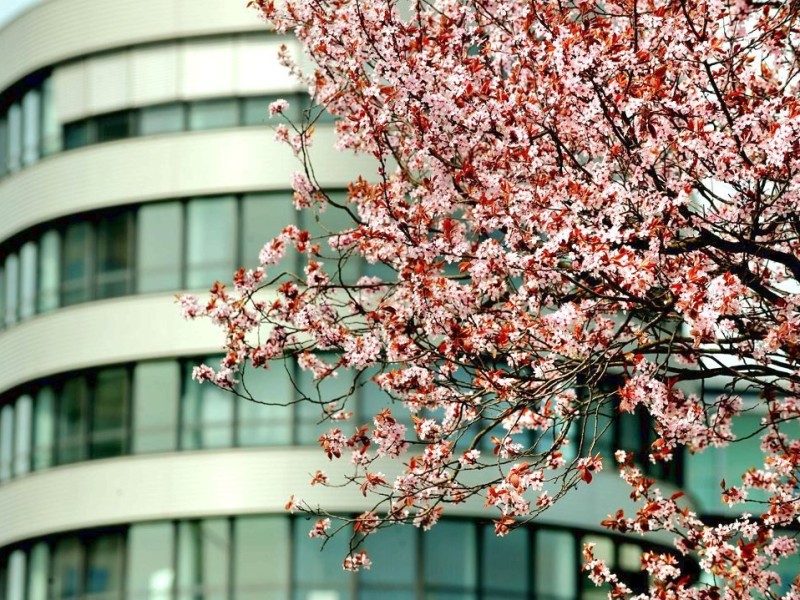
[181,0,800,597]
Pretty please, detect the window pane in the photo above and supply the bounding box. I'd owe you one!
[186,197,237,288]
[28,543,49,600]
[91,368,129,458]
[22,88,41,165]
[242,96,301,126]
[87,534,124,600]
[64,121,91,150]
[535,530,577,600]
[62,221,92,306]
[96,111,132,143]
[4,254,18,327]
[293,518,349,598]
[0,116,8,177]
[0,404,14,482]
[41,77,61,156]
[33,387,56,470]
[53,537,83,600]
[360,525,415,590]
[133,360,180,453]
[136,202,183,293]
[140,104,184,136]
[6,551,25,600]
[296,355,355,445]
[96,212,133,299]
[19,241,37,320]
[237,365,292,446]
[127,522,174,600]
[7,103,21,172]
[482,525,529,594]
[177,519,229,600]
[181,361,233,450]
[58,377,88,464]
[188,99,238,130]
[424,521,477,592]
[240,193,297,274]
[13,395,32,476]
[301,193,361,284]
[234,516,289,600]
[0,265,4,331]
[38,230,61,312]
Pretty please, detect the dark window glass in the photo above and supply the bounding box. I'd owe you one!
[240,193,297,274]
[96,111,132,143]
[41,78,61,156]
[91,368,129,459]
[62,221,92,306]
[136,202,183,293]
[4,254,18,327]
[28,542,49,600]
[22,88,41,166]
[0,405,13,482]
[535,529,576,600]
[38,230,61,312]
[360,525,415,599]
[296,354,355,445]
[482,526,529,597]
[126,523,174,600]
[181,360,233,450]
[185,197,236,288]
[0,116,8,178]
[177,519,229,600]
[96,212,133,298]
[33,387,56,470]
[58,377,88,464]
[86,533,124,600]
[7,103,21,172]
[188,99,238,130]
[424,521,477,597]
[301,192,361,284]
[6,550,25,600]
[13,395,32,476]
[234,516,290,600]
[236,364,292,447]
[133,360,180,454]
[19,241,37,320]
[293,518,349,598]
[52,537,83,600]
[64,121,91,150]
[0,265,4,330]
[140,104,185,136]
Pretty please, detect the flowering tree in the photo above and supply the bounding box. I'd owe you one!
[180,0,800,597]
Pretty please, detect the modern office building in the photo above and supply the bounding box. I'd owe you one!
[0,1,792,599]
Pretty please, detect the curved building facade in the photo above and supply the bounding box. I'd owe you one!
[0,2,703,599]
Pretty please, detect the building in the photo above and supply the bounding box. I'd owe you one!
[0,1,780,599]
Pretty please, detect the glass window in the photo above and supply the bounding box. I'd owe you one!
[0,116,8,178]
[19,241,37,320]
[96,111,132,143]
[58,377,88,464]
[64,120,91,150]
[33,387,56,470]
[240,193,297,273]
[22,88,41,166]
[53,537,83,600]
[91,368,129,459]
[133,361,180,454]
[62,221,92,306]
[41,77,62,156]
[0,404,14,482]
[0,265,4,330]
[13,395,32,476]
[140,104,184,136]
[7,103,21,172]
[424,520,477,596]
[296,355,355,445]
[6,550,25,600]
[293,517,349,598]
[581,536,615,600]
[188,99,238,130]
[535,529,577,600]
[302,193,361,284]
[177,519,229,600]
[482,526,529,598]
[28,542,49,600]
[4,254,19,327]
[234,516,289,600]
[181,361,233,450]
[186,197,237,288]
[126,522,174,600]
[38,230,61,312]
[236,364,292,447]
[87,534,124,600]
[242,96,302,127]
[136,202,183,293]
[360,525,415,600]
[96,212,133,299]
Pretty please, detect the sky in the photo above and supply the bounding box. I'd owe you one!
[0,0,37,28]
